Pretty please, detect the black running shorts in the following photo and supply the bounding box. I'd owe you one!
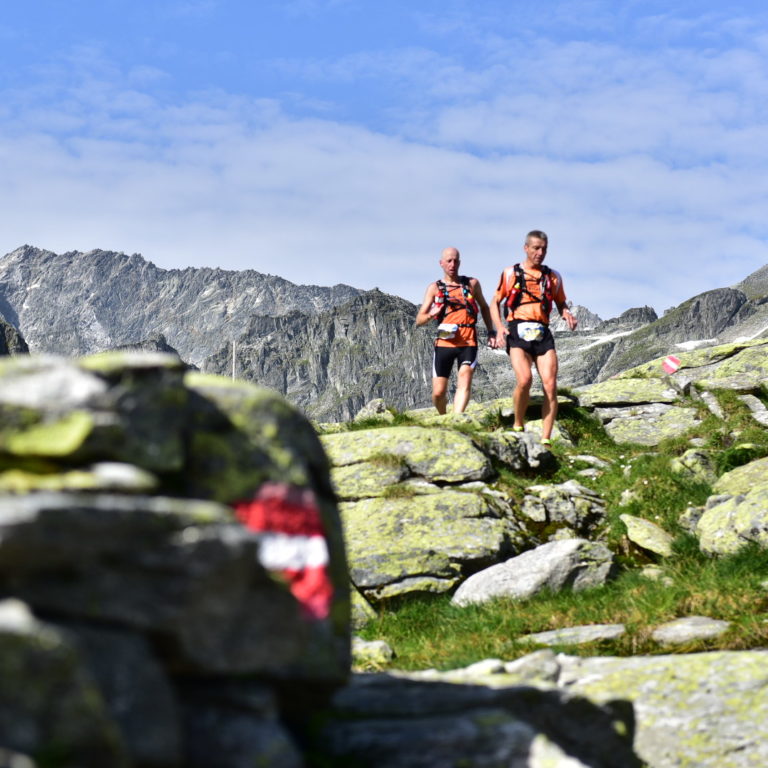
[432,345,478,378]
[506,320,555,357]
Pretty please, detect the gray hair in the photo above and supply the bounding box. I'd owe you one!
[525,230,548,244]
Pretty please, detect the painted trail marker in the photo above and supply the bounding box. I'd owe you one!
[662,355,681,374]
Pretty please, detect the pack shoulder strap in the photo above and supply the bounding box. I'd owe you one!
[435,276,477,326]
[506,264,553,314]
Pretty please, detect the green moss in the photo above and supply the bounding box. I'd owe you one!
[2,411,94,457]
[79,350,185,375]
[186,430,269,503]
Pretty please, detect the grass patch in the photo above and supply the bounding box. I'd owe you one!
[381,483,417,499]
[368,452,407,469]
[345,409,419,431]
[359,544,768,669]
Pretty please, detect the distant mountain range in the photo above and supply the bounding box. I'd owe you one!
[1,245,767,421]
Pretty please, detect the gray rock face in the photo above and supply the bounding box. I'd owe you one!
[734,263,768,301]
[549,304,603,332]
[595,287,754,381]
[0,317,27,356]
[204,291,444,422]
[0,352,351,766]
[316,673,641,768]
[451,539,616,607]
[596,306,658,330]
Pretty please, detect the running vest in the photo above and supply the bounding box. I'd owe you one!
[435,276,478,327]
[502,264,554,319]
[434,276,478,347]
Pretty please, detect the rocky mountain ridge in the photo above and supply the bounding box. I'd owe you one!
[0,245,361,366]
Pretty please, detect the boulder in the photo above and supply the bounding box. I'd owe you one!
[314,673,641,768]
[711,456,768,496]
[354,397,395,423]
[330,459,410,500]
[0,353,351,763]
[693,341,768,392]
[597,403,701,446]
[696,457,768,554]
[451,539,616,607]
[343,490,526,602]
[558,650,768,767]
[481,430,553,471]
[418,647,768,768]
[321,426,493,483]
[520,480,607,540]
[352,637,395,669]
[670,448,719,485]
[0,599,129,768]
[576,377,679,407]
[620,514,674,557]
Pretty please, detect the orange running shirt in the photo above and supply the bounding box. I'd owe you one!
[493,265,567,325]
[434,280,478,348]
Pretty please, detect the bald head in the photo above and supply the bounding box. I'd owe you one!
[441,247,460,260]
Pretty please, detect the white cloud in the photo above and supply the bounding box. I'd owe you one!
[2,6,768,323]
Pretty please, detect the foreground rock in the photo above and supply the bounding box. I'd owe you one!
[314,672,641,768]
[399,648,768,768]
[0,353,349,767]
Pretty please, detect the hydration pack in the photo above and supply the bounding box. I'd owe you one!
[434,275,478,327]
[502,263,553,317]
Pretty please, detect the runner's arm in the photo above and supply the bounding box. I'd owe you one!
[489,272,509,344]
[558,303,578,330]
[553,278,578,331]
[469,278,497,347]
[415,283,440,326]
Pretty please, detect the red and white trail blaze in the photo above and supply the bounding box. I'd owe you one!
[662,355,681,374]
[234,482,334,620]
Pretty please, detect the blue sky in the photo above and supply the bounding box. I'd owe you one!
[2,0,768,319]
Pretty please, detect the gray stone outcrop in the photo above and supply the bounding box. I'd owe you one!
[650,616,731,645]
[322,425,553,603]
[314,673,641,768]
[451,539,616,607]
[521,480,607,539]
[695,456,768,554]
[412,648,768,768]
[0,352,349,766]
